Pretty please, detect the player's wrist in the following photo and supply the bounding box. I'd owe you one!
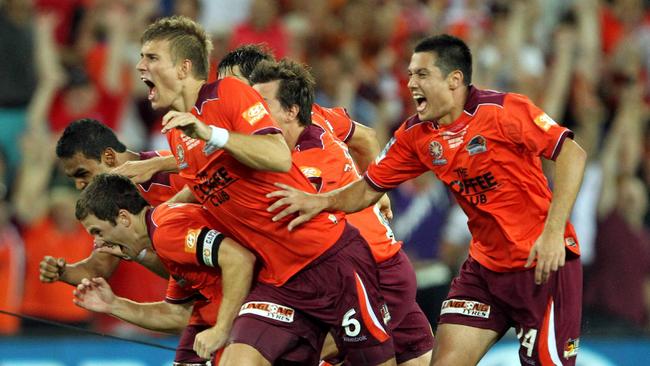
[206,125,230,149]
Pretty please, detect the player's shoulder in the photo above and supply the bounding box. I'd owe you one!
[152,203,205,225]
[464,86,507,115]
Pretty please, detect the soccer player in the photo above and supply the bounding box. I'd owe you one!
[249,59,433,365]
[72,173,255,363]
[267,34,587,366]
[38,118,215,365]
[137,16,396,365]
[217,44,381,172]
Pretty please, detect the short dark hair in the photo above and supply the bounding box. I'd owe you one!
[75,174,148,225]
[414,34,472,85]
[141,16,212,80]
[218,44,275,82]
[56,119,126,161]
[249,59,314,126]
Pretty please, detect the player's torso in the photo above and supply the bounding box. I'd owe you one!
[299,117,402,263]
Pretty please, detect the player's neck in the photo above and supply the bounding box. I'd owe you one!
[117,150,141,165]
[281,120,305,149]
[133,208,154,250]
[438,86,469,126]
[178,78,207,112]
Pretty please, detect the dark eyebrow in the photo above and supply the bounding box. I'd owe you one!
[72,168,88,178]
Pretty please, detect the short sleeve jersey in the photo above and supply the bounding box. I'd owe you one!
[296,111,401,263]
[136,150,186,206]
[365,86,580,272]
[311,103,356,143]
[146,203,227,323]
[166,78,345,286]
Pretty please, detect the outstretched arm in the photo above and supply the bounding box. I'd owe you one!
[74,277,191,334]
[193,239,256,359]
[526,139,586,284]
[347,122,380,172]
[267,177,384,231]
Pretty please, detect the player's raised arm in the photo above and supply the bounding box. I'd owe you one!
[161,111,292,172]
[73,277,191,334]
[347,122,380,172]
[267,177,384,231]
[111,154,178,184]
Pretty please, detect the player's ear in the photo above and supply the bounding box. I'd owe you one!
[102,148,118,167]
[287,105,300,121]
[448,70,463,90]
[178,59,192,79]
[117,209,131,227]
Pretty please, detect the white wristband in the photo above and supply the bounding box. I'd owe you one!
[206,125,229,149]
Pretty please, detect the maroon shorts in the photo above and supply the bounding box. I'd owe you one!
[378,250,433,363]
[230,224,394,365]
[439,255,582,366]
[175,324,210,365]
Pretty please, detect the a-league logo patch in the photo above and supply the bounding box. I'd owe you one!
[239,301,295,323]
[440,299,491,318]
[429,140,447,165]
[176,144,188,170]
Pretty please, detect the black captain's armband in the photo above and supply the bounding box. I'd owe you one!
[195,227,225,267]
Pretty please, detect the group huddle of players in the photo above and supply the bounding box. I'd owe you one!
[38,14,586,366]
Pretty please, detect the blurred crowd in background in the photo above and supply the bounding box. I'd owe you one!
[0,0,649,341]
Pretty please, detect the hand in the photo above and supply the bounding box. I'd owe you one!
[378,194,393,221]
[193,326,229,360]
[266,183,328,231]
[72,277,116,313]
[39,256,66,283]
[161,111,211,141]
[111,159,160,184]
[525,230,566,285]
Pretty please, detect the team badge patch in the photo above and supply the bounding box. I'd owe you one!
[239,302,295,323]
[466,135,487,155]
[184,228,200,253]
[440,299,491,318]
[565,237,577,247]
[242,102,268,125]
[300,166,322,178]
[563,338,579,359]
[533,113,557,132]
[176,144,188,170]
[429,141,447,165]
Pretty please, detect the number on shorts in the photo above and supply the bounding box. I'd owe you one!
[516,327,538,357]
[343,308,361,337]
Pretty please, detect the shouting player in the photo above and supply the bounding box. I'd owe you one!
[267,34,586,366]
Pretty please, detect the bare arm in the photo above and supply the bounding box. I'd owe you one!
[267,178,384,231]
[166,185,199,204]
[347,122,380,172]
[526,139,587,284]
[111,155,179,184]
[193,238,256,358]
[74,277,191,334]
[161,111,292,172]
[40,251,120,285]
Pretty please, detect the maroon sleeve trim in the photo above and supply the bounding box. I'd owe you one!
[550,129,574,161]
[164,293,205,304]
[343,121,356,143]
[253,127,283,135]
[363,173,391,192]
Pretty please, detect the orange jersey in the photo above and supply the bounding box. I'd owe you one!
[366,86,580,272]
[146,203,226,325]
[296,112,401,263]
[311,103,355,143]
[166,78,345,286]
[136,150,186,206]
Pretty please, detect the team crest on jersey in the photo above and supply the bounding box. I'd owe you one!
[184,228,200,253]
[563,338,579,359]
[428,141,447,165]
[300,166,322,178]
[242,102,268,125]
[565,237,577,247]
[176,144,188,170]
[466,135,487,155]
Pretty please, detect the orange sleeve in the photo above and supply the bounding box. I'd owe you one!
[165,277,201,304]
[313,104,355,142]
[365,123,428,191]
[500,94,574,161]
[217,77,281,135]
